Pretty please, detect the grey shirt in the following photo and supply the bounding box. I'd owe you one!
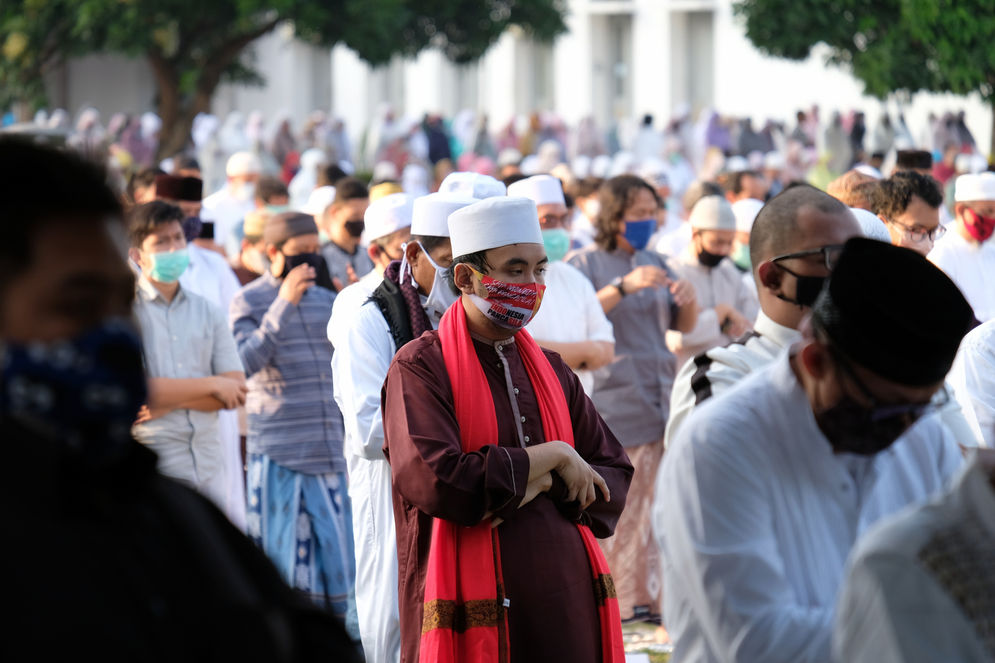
[567,246,680,447]
[320,240,373,290]
[132,276,244,483]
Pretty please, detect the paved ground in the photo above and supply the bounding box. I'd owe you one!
[622,621,672,662]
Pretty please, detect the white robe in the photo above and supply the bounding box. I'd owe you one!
[928,229,995,322]
[179,244,246,530]
[201,186,255,259]
[653,352,963,663]
[329,276,416,663]
[947,319,995,448]
[833,454,995,663]
[665,252,759,367]
[525,261,615,395]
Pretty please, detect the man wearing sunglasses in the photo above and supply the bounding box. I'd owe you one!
[654,237,973,662]
[666,185,861,443]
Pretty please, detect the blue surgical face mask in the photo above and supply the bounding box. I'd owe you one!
[0,319,147,465]
[541,228,571,262]
[623,219,656,251]
[147,248,189,283]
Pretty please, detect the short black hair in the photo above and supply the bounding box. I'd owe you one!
[502,172,528,188]
[318,163,349,188]
[0,138,122,292]
[870,171,943,220]
[175,156,201,172]
[127,166,165,201]
[410,234,450,254]
[128,201,184,248]
[332,177,369,204]
[255,175,289,204]
[447,250,491,292]
[720,170,762,195]
[749,184,851,267]
[894,149,933,171]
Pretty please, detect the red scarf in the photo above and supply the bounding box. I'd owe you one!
[420,300,625,663]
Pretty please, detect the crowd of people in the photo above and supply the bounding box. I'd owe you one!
[2,97,994,663]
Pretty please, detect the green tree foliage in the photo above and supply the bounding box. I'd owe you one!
[734,0,995,154]
[1,0,566,158]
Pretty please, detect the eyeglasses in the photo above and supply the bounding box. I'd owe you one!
[826,343,945,424]
[769,244,845,271]
[883,219,946,243]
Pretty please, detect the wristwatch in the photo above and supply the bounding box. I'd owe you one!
[611,276,626,297]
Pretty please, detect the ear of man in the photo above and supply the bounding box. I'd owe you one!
[757,260,783,290]
[800,341,830,379]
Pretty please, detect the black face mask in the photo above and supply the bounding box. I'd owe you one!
[281,252,336,291]
[697,247,726,268]
[774,263,826,308]
[344,220,365,238]
[814,395,917,455]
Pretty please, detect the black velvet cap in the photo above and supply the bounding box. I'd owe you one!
[154,174,203,202]
[812,237,974,386]
[263,211,318,245]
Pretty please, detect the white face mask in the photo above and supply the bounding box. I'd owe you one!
[401,242,458,322]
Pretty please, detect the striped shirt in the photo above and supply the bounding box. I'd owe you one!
[230,271,345,474]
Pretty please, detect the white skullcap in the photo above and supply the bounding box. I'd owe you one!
[411,193,478,238]
[497,148,523,168]
[609,151,636,177]
[724,155,749,173]
[764,151,785,170]
[590,155,612,179]
[449,197,543,258]
[731,198,765,234]
[226,151,262,177]
[850,207,892,242]
[303,185,336,217]
[689,195,736,231]
[373,161,399,182]
[519,155,541,176]
[364,193,413,242]
[507,174,565,207]
[438,172,507,199]
[954,153,972,174]
[571,155,592,179]
[639,157,669,185]
[299,148,328,171]
[854,164,883,179]
[955,172,995,202]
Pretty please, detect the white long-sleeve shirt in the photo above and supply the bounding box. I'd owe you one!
[948,319,995,448]
[653,352,963,663]
[525,260,615,395]
[833,454,995,663]
[929,229,995,322]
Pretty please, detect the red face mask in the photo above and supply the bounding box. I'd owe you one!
[964,208,995,242]
[468,266,546,330]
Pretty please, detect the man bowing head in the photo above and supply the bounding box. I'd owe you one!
[382,196,633,663]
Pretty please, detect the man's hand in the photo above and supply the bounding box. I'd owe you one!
[491,472,554,528]
[278,263,315,305]
[715,303,751,338]
[345,264,359,285]
[669,278,697,307]
[621,265,671,295]
[553,443,610,509]
[211,375,248,409]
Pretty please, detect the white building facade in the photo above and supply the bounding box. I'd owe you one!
[46,0,993,159]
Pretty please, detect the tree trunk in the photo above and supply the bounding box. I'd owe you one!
[989,101,995,165]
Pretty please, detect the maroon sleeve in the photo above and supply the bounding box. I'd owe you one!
[382,350,530,528]
[546,353,633,538]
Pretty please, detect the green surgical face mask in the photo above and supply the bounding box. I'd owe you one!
[731,243,751,271]
[541,228,571,263]
[147,248,190,283]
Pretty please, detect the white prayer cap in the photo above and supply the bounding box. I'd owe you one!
[955,172,995,202]
[850,207,891,242]
[731,198,765,234]
[411,193,477,238]
[955,153,972,174]
[299,148,328,171]
[497,148,523,168]
[303,185,336,217]
[438,171,507,199]
[373,160,399,182]
[724,155,749,173]
[590,155,612,178]
[226,151,262,177]
[764,151,785,170]
[572,155,592,179]
[639,157,669,187]
[449,197,543,258]
[507,174,565,207]
[364,193,414,242]
[689,195,736,231]
[854,164,883,179]
[609,151,636,177]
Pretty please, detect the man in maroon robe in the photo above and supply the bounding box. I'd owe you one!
[382,196,633,663]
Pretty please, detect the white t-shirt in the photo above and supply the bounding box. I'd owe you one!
[928,229,995,322]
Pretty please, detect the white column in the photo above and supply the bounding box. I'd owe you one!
[631,0,672,123]
[553,0,594,126]
[331,43,372,153]
[478,31,518,129]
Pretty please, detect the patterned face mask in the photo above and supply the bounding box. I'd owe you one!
[467,266,546,331]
